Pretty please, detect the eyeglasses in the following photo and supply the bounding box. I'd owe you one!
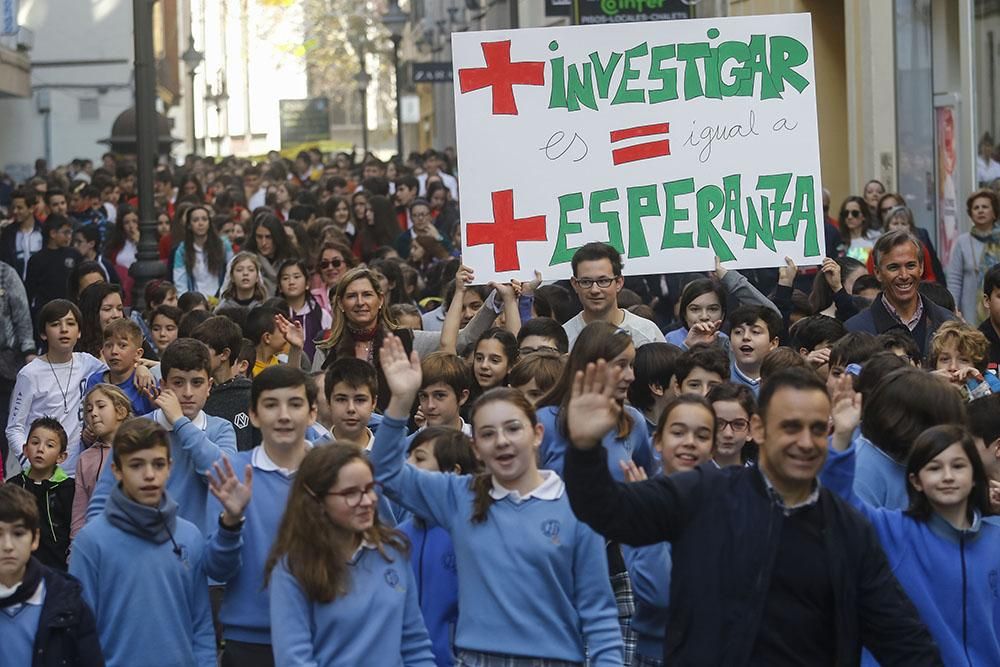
[520,345,559,355]
[573,277,616,289]
[845,210,863,218]
[716,418,749,433]
[326,481,381,508]
[319,258,344,270]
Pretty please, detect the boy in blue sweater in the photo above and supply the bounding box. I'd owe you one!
[84,318,156,416]
[0,484,103,667]
[728,305,781,397]
[207,365,316,667]
[87,338,238,534]
[70,417,245,667]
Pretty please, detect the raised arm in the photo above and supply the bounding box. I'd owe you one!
[563,361,695,545]
[438,265,473,355]
[716,257,780,316]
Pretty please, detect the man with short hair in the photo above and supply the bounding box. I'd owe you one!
[44,189,69,218]
[25,214,81,315]
[0,188,43,279]
[845,229,955,355]
[564,366,941,665]
[563,242,665,350]
[417,150,459,200]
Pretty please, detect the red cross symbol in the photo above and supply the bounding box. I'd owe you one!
[466,189,547,273]
[458,40,545,116]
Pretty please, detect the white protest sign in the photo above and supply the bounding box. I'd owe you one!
[452,13,824,283]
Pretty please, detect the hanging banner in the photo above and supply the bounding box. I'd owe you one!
[935,105,959,268]
[452,13,824,283]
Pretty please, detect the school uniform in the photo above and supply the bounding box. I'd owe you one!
[69,485,232,667]
[0,557,103,667]
[269,542,436,666]
[6,466,74,570]
[852,432,908,511]
[371,415,623,666]
[537,404,654,482]
[622,542,672,667]
[825,443,1000,666]
[84,368,156,416]
[400,519,459,667]
[86,410,237,534]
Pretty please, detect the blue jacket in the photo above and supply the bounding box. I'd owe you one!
[85,369,156,417]
[372,416,623,665]
[825,443,1000,666]
[538,404,653,482]
[87,411,237,534]
[564,445,942,666]
[622,542,672,661]
[269,546,435,667]
[853,434,909,511]
[400,519,458,667]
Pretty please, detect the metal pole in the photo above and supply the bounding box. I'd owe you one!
[130,0,165,310]
[392,36,403,159]
[361,86,370,157]
[509,0,518,29]
[188,70,197,153]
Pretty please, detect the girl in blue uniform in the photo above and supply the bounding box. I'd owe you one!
[265,443,435,666]
[373,334,623,666]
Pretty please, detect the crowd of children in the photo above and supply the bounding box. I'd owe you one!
[3,153,1000,666]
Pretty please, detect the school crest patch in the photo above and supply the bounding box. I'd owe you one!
[541,519,561,545]
[384,568,404,591]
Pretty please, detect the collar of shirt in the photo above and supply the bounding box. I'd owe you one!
[0,578,45,610]
[351,539,377,561]
[252,443,312,476]
[731,361,761,387]
[759,468,820,516]
[329,428,375,452]
[881,293,924,331]
[489,469,565,502]
[153,409,207,432]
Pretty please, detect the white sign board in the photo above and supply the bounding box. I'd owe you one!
[452,13,824,283]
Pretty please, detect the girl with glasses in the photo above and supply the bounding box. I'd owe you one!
[266,443,435,665]
[706,382,756,468]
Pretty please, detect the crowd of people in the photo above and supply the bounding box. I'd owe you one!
[1,144,1000,666]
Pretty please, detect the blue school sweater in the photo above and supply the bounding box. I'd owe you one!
[400,519,458,667]
[87,410,237,534]
[622,542,672,661]
[824,444,1000,666]
[372,416,623,665]
[0,582,44,667]
[69,487,218,667]
[204,447,293,645]
[269,546,436,667]
[852,432,909,510]
[537,404,653,482]
[85,368,156,417]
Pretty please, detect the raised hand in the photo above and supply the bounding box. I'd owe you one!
[489,281,517,307]
[684,321,719,348]
[454,265,474,294]
[275,314,305,350]
[619,459,648,483]
[567,360,623,450]
[821,257,842,292]
[133,364,157,397]
[208,458,253,526]
[777,256,798,288]
[830,373,861,451]
[713,256,728,281]
[379,333,422,403]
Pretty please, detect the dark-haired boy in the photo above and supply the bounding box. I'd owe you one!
[728,305,781,396]
[789,314,846,378]
[245,307,302,377]
[25,214,82,314]
[517,316,569,355]
[7,300,104,477]
[417,351,472,436]
[207,365,316,665]
[672,344,729,397]
[0,188,42,279]
[192,316,258,452]
[88,338,237,535]
[325,358,378,450]
[0,485,103,666]
[71,418,243,667]
[85,318,156,416]
[5,418,74,570]
[979,264,1000,373]
[968,393,1000,482]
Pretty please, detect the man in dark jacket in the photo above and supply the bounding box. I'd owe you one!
[564,366,941,666]
[980,264,1000,374]
[845,229,954,356]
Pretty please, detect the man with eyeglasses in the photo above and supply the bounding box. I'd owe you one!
[564,242,666,351]
[392,198,450,259]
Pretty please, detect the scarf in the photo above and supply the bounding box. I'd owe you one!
[105,483,178,544]
[0,556,42,609]
[971,224,1000,321]
[347,323,379,342]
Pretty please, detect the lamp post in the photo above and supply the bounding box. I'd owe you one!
[204,76,229,157]
[354,43,370,157]
[382,0,407,160]
[180,34,204,155]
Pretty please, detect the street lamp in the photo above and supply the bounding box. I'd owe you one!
[180,34,204,155]
[353,42,370,157]
[382,0,407,160]
[204,76,229,157]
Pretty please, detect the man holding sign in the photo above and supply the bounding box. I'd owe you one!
[563,242,666,350]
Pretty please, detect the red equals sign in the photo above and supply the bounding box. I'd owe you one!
[609,122,671,166]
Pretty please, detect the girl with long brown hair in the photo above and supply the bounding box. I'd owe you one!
[265,443,435,665]
[370,334,623,666]
[171,204,232,297]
